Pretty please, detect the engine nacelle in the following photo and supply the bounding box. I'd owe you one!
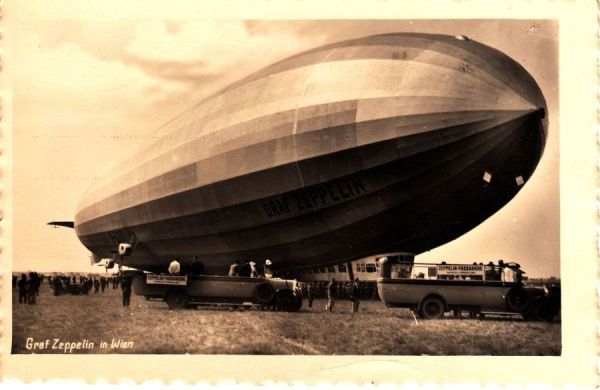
[118,243,132,256]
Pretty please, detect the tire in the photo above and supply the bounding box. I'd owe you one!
[292,294,303,312]
[253,283,276,305]
[505,287,530,312]
[275,290,297,312]
[419,296,445,319]
[165,288,188,309]
[532,299,557,322]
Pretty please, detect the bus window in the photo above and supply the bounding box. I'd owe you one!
[366,264,376,273]
[327,266,335,273]
[319,267,326,273]
[427,266,437,278]
[338,264,347,273]
[359,264,366,272]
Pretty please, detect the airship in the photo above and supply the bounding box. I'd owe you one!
[57,33,548,274]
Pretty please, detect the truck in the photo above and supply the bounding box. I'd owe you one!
[129,271,303,311]
[377,258,560,321]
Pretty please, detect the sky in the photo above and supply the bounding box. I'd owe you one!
[9,13,559,277]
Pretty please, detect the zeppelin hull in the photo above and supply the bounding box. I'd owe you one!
[74,33,548,273]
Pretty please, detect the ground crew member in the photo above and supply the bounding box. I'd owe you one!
[94,278,100,294]
[120,273,133,307]
[306,283,314,308]
[85,278,93,294]
[100,277,107,293]
[263,259,272,278]
[238,260,251,277]
[27,273,37,304]
[52,277,62,296]
[249,261,258,277]
[351,278,360,313]
[503,264,515,282]
[168,259,181,275]
[515,264,524,284]
[326,278,336,312]
[228,260,240,276]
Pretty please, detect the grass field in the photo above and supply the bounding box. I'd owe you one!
[12,284,561,355]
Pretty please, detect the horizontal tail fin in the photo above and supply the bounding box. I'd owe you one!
[48,221,75,229]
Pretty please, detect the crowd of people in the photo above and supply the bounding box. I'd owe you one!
[12,272,133,307]
[226,259,271,278]
[14,272,42,304]
[298,278,377,313]
[45,274,122,296]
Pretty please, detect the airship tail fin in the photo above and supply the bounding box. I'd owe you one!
[47,221,75,229]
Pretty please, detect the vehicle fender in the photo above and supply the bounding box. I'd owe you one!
[417,293,447,313]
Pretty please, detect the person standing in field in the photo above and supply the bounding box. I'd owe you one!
[27,272,37,304]
[120,273,133,307]
[351,278,360,313]
[17,274,28,304]
[306,283,314,308]
[31,272,40,297]
[325,279,336,312]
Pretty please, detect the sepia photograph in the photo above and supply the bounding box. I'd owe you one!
[7,17,563,357]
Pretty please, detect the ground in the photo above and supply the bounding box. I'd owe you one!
[12,283,561,355]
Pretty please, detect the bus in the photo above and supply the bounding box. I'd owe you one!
[377,257,560,321]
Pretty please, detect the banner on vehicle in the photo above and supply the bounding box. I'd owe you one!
[146,274,188,286]
[437,264,484,276]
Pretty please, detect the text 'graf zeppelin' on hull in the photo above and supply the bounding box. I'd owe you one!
[73,33,548,274]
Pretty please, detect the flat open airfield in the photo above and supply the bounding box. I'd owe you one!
[12,284,561,355]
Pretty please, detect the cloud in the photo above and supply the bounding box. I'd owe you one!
[124,20,311,85]
[14,35,188,127]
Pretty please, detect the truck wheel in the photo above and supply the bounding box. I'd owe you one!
[275,290,296,312]
[532,300,556,322]
[253,283,276,305]
[505,288,530,312]
[293,295,303,312]
[419,296,445,319]
[166,288,188,309]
